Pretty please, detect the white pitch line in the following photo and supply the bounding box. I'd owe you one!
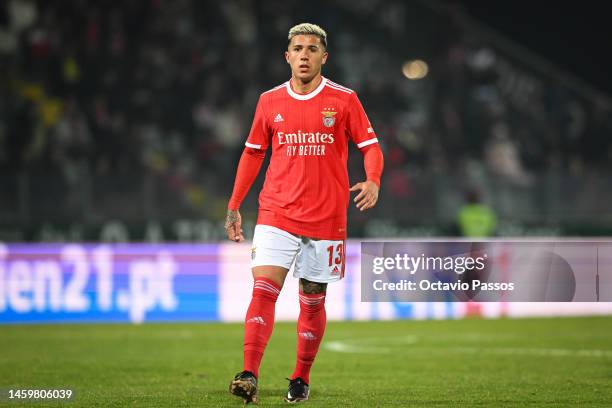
[324,336,612,358]
[324,341,391,354]
[449,346,612,358]
[324,335,418,354]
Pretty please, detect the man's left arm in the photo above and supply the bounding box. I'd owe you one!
[346,92,384,211]
[350,143,384,211]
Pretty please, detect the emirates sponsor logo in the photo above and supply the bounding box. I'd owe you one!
[278,130,334,157]
[277,130,334,145]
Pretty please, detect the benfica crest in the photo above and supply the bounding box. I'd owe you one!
[321,108,337,127]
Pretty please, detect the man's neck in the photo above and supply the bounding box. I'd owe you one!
[291,74,322,94]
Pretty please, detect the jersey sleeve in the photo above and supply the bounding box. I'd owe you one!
[346,92,379,149]
[245,95,271,150]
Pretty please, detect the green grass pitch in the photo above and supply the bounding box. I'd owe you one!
[1,316,611,407]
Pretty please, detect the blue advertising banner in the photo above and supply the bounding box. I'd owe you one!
[2,241,612,324]
[0,243,219,323]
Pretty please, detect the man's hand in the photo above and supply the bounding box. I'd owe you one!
[225,209,244,242]
[350,180,379,211]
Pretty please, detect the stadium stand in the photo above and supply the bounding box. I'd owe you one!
[1,0,611,241]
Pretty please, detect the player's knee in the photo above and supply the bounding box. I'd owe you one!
[300,278,327,294]
[252,265,288,288]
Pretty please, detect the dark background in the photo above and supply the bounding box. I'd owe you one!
[455,1,612,94]
[1,0,611,241]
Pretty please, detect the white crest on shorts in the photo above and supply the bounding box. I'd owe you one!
[251,246,257,260]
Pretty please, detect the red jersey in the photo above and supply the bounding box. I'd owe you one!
[245,77,379,240]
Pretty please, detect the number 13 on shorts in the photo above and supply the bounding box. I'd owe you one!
[326,241,345,278]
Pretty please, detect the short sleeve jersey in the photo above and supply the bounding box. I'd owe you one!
[245,77,378,240]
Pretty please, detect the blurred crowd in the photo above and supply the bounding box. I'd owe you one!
[1,0,611,235]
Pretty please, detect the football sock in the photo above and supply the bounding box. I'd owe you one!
[291,290,327,384]
[243,277,281,378]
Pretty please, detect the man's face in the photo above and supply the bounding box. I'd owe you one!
[285,34,328,83]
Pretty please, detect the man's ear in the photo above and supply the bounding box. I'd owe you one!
[285,51,290,64]
[322,51,328,65]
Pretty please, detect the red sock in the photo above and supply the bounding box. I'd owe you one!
[243,277,280,378]
[291,290,326,384]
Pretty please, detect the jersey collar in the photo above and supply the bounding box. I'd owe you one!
[286,77,327,100]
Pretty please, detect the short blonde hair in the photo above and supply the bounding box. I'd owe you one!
[288,23,327,48]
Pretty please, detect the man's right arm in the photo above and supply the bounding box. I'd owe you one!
[226,94,270,242]
[225,147,266,242]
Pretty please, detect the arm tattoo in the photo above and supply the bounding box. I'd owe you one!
[225,210,239,230]
[300,278,327,294]
[226,210,239,224]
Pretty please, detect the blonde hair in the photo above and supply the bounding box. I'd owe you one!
[288,23,327,48]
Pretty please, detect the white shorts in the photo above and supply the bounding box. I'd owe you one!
[251,224,345,283]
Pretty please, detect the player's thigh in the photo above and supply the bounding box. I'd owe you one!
[294,238,345,283]
[251,224,300,287]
